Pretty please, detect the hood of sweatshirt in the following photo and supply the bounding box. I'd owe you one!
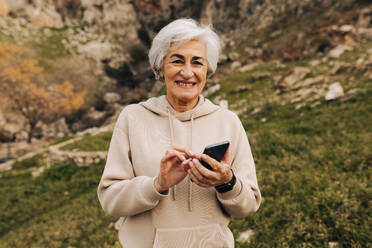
[139,95,220,121]
[139,95,220,211]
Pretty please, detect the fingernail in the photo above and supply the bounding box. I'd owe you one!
[182,158,191,165]
[189,150,194,155]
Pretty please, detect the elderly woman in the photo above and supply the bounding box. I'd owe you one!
[97,18,261,248]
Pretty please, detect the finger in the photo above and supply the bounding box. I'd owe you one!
[188,171,210,188]
[173,146,196,158]
[163,150,186,163]
[192,158,217,180]
[200,154,221,171]
[189,161,204,181]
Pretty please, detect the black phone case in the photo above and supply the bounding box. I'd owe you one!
[200,141,230,170]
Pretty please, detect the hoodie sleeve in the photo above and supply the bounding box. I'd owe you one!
[216,113,262,218]
[97,108,167,217]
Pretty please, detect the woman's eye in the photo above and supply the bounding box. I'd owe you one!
[171,60,183,64]
[193,61,203,65]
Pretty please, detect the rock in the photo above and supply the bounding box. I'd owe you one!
[330,63,348,75]
[218,53,228,64]
[339,25,354,33]
[251,71,271,82]
[82,8,101,25]
[228,52,240,61]
[32,166,45,178]
[328,242,339,248]
[219,100,228,109]
[230,61,242,71]
[237,229,254,243]
[340,88,360,102]
[231,86,251,94]
[42,118,70,139]
[244,47,263,58]
[0,123,22,140]
[77,41,112,61]
[104,92,121,104]
[203,84,221,97]
[358,28,372,40]
[358,7,372,28]
[328,45,353,59]
[86,108,107,125]
[325,82,344,101]
[309,60,321,67]
[239,62,262,72]
[355,58,365,69]
[276,67,310,89]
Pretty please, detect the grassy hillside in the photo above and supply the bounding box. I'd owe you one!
[1,49,370,247]
[1,6,371,248]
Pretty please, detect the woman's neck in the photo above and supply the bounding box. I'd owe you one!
[166,95,199,113]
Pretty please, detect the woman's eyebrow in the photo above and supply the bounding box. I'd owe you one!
[169,54,205,61]
[192,56,205,61]
[170,54,184,59]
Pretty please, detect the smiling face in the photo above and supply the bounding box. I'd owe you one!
[161,39,208,112]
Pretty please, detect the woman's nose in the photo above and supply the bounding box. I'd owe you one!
[180,64,194,78]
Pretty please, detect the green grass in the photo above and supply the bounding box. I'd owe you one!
[230,90,372,247]
[12,154,45,171]
[1,3,371,246]
[50,136,74,146]
[0,160,119,248]
[60,132,113,152]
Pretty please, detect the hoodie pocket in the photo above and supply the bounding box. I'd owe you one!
[153,224,231,248]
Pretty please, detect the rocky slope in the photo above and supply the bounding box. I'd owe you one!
[0,0,371,149]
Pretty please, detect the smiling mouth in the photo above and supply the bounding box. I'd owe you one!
[175,81,197,88]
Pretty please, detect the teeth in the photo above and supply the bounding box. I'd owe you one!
[176,81,195,86]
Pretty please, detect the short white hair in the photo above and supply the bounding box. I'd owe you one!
[149,18,221,80]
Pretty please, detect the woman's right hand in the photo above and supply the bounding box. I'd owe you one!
[155,147,194,193]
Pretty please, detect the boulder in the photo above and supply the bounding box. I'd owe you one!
[231,86,251,94]
[104,92,121,104]
[42,118,71,139]
[358,28,372,40]
[358,7,372,28]
[0,123,21,141]
[203,84,221,97]
[86,108,107,125]
[308,60,321,67]
[77,41,112,61]
[276,67,310,89]
[328,45,353,59]
[251,72,271,82]
[325,82,344,101]
[230,61,242,71]
[339,25,354,33]
[237,229,254,243]
[239,62,262,72]
[228,52,240,61]
[219,100,228,109]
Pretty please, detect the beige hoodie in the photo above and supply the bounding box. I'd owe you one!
[97,95,261,248]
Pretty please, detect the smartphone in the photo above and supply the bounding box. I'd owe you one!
[200,141,230,170]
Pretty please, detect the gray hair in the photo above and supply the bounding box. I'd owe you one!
[149,18,221,80]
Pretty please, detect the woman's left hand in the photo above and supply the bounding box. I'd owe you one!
[186,149,232,188]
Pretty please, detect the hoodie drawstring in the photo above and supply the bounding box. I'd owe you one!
[167,109,194,211]
[188,113,195,211]
[167,109,177,201]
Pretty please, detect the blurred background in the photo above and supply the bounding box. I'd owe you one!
[0,0,371,247]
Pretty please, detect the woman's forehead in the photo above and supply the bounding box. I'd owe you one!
[166,40,206,58]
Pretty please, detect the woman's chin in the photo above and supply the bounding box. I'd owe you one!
[173,92,199,104]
